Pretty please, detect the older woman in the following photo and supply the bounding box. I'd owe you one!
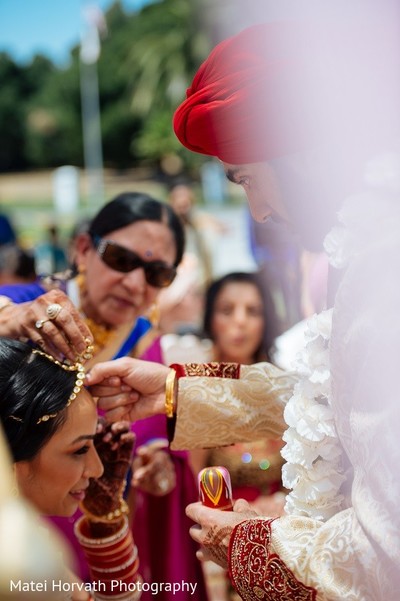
[0,192,208,600]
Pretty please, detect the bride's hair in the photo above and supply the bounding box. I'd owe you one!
[0,338,81,462]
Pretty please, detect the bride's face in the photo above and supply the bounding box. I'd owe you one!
[15,389,103,516]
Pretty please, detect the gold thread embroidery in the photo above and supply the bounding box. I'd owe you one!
[183,362,240,379]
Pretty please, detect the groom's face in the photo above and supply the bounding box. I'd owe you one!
[223,161,290,225]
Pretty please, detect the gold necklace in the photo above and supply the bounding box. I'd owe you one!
[75,271,118,355]
[83,317,118,355]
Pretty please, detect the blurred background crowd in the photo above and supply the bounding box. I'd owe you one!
[0,0,328,344]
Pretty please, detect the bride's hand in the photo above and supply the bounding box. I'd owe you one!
[132,440,176,497]
[81,419,135,520]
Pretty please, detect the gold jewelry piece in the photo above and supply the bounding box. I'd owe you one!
[46,303,62,320]
[35,318,51,329]
[33,350,85,423]
[81,347,94,361]
[165,368,177,418]
[77,271,117,355]
[82,498,129,523]
[148,302,160,328]
[8,415,23,423]
[78,337,95,361]
[83,317,117,355]
[8,350,86,425]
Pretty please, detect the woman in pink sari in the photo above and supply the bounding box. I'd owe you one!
[0,192,208,601]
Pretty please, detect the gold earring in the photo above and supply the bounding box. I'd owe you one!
[148,303,160,328]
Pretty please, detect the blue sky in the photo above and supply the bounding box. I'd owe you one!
[0,0,154,66]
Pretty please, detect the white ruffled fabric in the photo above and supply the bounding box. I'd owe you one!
[282,151,400,522]
[281,309,346,521]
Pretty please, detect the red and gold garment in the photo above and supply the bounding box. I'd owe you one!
[229,518,316,600]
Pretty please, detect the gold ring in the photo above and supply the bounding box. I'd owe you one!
[46,303,62,320]
[35,318,50,329]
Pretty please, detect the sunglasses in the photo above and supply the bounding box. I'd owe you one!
[93,237,177,288]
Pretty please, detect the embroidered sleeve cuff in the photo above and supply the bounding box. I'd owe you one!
[228,518,317,601]
[173,362,241,379]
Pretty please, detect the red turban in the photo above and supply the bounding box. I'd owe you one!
[173,19,400,165]
[173,23,323,164]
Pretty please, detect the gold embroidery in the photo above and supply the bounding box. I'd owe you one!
[183,362,240,379]
[230,519,317,601]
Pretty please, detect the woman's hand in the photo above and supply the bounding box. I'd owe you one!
[86,357,170,422]
[132,439,176,496]
[0,289,93,363]
[186,499,259,569]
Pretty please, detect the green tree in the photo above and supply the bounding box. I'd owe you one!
[0,53,27,170]
[0,0,213,172]
[25,59,83,168]
[22,55,55,96]
[96,1,142,168]
[0,52,56,171]
[119,0,212,166]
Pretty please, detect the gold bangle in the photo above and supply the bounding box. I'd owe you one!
[165,368,177,418]
[81,498,129,524]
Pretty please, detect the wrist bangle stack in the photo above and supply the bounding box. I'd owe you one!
[165,367,178,418]
[74,515,142,600]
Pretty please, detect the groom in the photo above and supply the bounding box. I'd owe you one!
[89,6,400,599]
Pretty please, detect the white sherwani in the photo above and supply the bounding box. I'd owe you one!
[169,182,400,600]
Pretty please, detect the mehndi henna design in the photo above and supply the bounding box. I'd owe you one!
[203,525,232,567]
[81,419,134,526]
